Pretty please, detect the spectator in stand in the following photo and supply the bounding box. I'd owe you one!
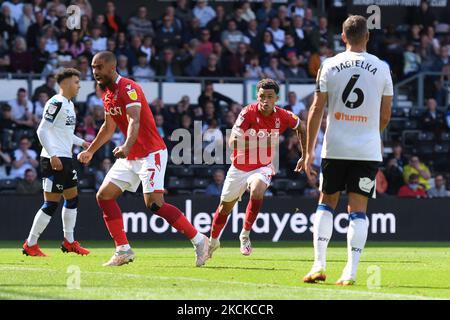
[398,173,427,198]
[388,142,408,170]
[104,0,125,36]
[116,54,130,77]
[15,167,41,194]
[205,169,225,196]
[55,37,73,68]
[156,14,182,51]
[421,98,446,135]
[2,0,24,23]
[308,16,335,52]
[280,33,301,68]
[428,174,450,197]
[127,5,155,38]
[155,114,166,139]
[284,91,306,117]
[95,157,112,190]
[221,19,246,55]
[152,48,192,81]
[276,5,291,30]
[9,36,33,73]
[31,36,49,73]
[403,42,422,78]
[231,6,248,32]
[263,56,285,81]
[259,30,279,66]
[435,64,450,107]
[132,53,155,82]
[42,24,58,53]
[32,91,48,126]
[266,17,285,50]
[284,54,308,79]
[243,19,260,52]
[175,0,194,28]
[26,9,46,49]
[86,83,104,113]
[288,0,305,18]
[32,74,57,101]
[207,5,226,43]
[80,113,97,143]
[193,0,216,28]
[385,157,405,195]
[68,30,85,58]
[290,15,309,53]
[0,104,18,136]
[72,0,92,20]
[79,14,91,39]
[403,155,431,190]
[140,35,153,64]
[0,4,18,43]
[197,28,213,59]
[17,3,34,37]
[182,16,202,44]
[8,88,33,128]
[198,82,234,112]
[256,0,277,26]
[411,0,437,29]
[0,141,12,179]
[76,55,93,80]
[79,37,94,64]
[241,2,256,23]
[89,25,107,54]
[244,55,264,79]
[228,42,250,77]
[9,136,38,179]
[308,41,331,78]
[199,53,223,77]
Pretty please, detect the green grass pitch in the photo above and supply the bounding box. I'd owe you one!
[0,241,449,300]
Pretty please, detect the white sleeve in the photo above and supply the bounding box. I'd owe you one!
[316,61,329,93]
[37,120,57,157]
[73,134,85,147]
[383,65,394,96]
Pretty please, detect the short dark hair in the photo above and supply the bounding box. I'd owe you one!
[256,78,280,94]
[94,50,117,65]
[56,68,81,84]
[342,15,368,45]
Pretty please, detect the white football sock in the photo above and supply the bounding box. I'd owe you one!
[343,212,368,280]
[116,244,131,252]
[190,232,204,245]
[27,210,52,246]
[312,204,334,272]
[240,229,250,239]
[62,207,77,243]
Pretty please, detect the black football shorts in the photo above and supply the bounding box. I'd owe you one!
[40,157,78,193]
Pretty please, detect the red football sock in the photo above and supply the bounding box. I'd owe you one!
[97,199,129,247]
[154,203,198,239]
[211,207,229,239]
[244,198,263,231]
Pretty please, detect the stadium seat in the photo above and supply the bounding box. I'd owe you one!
[409,108,425,119]
[441,132,450,141]
[275,168,287,178]
[391,108,405,117]
[167,177,192,190]
[287,179,307,192]
[194,165,226,178]
[192,178,210,188]
[402,130,421,147]
[434,143,450,154]
[78,175,95,191]
[168,166,194,177]
[418,132,435,141]
[270,179,290,195]
[404,120,418,130]
[0,179,18,193]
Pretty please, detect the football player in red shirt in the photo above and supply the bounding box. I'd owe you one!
[207,78,307,259]
[78,51,209,267]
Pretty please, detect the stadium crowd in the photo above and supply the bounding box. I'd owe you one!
[0,0,449,197]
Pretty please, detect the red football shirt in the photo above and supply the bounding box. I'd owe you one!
[103,75,166,160]
[231,103,300,172]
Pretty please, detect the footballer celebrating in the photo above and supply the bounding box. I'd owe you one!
[302,15,393,285]
[23,68,90,256]
[208,78,306,258]
[78,51,209,267]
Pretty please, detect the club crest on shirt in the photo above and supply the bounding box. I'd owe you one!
[127,88,138,101]
[275,117,280,129]
[47,103,58,115]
